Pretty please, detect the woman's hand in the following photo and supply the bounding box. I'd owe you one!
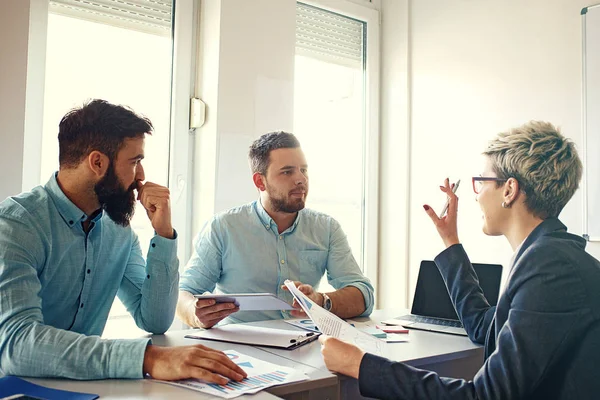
[319,335,365,379]
[423,178,460,248]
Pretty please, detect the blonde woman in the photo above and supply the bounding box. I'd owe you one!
[320,121,600,399]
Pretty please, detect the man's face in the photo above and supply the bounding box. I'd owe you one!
[94,137,145,226]
[262,148,309,213]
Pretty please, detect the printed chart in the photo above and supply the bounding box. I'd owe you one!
[155,350,307,398]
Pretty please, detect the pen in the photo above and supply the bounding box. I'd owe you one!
[438,179,460,218]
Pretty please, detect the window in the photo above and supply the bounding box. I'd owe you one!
[294,1,380,289]
[42,0,194,336]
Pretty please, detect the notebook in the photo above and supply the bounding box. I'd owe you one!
[0,377,98,400]
[185,323,320,350]
[383,260,502,336]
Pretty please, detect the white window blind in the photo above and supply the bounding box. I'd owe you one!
[296,2,364,68]
[49,0,172,36]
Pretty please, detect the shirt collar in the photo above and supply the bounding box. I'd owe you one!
[45,172,103,228]
[253,199,301,234]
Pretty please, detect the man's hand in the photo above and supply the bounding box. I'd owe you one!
[143,344,247,384]
[136,181,174,239]
[193,298,240,329]
[319,335,365,379]
[281,281,323,317]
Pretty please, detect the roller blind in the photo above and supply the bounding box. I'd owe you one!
[296,2,365,68]
[48,0,172,36]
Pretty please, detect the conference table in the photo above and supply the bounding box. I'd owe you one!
[25,309,484,399]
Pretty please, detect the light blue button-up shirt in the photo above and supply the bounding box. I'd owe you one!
[180,201,374,323]
[0,174,179,379]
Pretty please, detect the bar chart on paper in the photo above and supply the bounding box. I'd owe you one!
[155,350,307,398]
[207,369,291,394]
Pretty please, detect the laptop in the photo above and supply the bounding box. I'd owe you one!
[387,260,503,336]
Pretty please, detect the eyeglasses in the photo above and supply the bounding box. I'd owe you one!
[472,176,508,194]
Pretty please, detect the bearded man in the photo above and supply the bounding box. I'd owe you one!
[177,131,374,328]
[0,99,247,384]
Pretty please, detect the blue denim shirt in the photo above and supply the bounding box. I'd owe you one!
[0,174,179,379]
[358,218,600,399]
[180,201,374,323]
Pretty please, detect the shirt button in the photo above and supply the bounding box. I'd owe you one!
[265,225,270,229]
[87,269,91,274]
[151,243,156,248]
[280,259,285,264]
[80,303,84,308]
[279,235,283,240]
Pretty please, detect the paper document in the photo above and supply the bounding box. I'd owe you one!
[283,280,384,355]
[156,350,307,398]
[283,318,320,333]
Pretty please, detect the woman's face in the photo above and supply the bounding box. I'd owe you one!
[476,157,507,236]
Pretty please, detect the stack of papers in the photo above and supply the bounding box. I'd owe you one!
[156,350,307,399]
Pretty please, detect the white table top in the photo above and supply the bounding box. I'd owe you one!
[25,377,280,400]
[25,327,337,400]
[22,309,482,399]
[245,309,483,370]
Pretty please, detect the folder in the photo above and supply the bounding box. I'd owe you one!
[0,376,98,400]
[185,323,320,350]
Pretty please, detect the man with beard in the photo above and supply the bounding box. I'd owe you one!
[0,100,247,384]
[177,132,374,328]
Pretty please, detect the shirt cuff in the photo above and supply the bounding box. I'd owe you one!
[147,230,178,267]
[107,338,151,379]
[346,283,374,316]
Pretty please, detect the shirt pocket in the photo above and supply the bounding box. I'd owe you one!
[298,250,328,287]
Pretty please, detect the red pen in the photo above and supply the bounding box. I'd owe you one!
[376,325,409,334]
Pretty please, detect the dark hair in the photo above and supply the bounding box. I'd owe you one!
[58,99,153,168]
[248,131,301,174]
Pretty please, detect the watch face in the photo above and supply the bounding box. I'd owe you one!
[324,296,332,311]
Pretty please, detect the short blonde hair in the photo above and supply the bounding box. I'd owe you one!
[483,121,582,219]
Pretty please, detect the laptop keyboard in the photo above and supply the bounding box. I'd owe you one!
[399,314,463,328]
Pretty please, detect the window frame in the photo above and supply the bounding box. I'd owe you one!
[297,0,380,296]
[34,0,198,331]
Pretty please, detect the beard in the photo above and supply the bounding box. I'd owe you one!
[266,182,307,213]
[94,165,137,227]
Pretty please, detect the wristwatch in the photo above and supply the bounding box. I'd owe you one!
[321,292,332,311]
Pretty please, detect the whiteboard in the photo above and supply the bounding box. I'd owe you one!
[582,4,600,240]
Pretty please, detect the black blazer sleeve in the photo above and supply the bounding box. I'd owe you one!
[357,240,590,399]
[358,353,478,400]
[434,244,496,344]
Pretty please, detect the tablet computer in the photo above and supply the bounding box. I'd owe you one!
[194,293,294,311]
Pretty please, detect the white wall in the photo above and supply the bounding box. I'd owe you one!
[379,0,596,308]
[0,0,47,200]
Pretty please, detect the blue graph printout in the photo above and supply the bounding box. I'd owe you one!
[154,350,307,398]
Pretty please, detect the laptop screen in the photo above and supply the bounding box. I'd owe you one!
[411,260,503,320]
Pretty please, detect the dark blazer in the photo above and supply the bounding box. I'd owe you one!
[359,218,600,399]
